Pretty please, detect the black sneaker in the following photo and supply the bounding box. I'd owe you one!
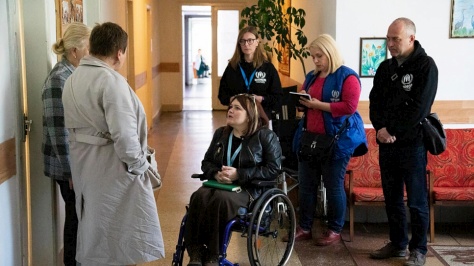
[370,242,407,259]
[404,250,426,266]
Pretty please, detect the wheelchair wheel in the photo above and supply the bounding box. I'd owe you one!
[247,189,296,266]
[171,210,188,266]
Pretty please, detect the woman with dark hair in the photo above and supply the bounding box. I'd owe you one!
[184,94,281,266]
[62,22,164,265]
[218,26,282,123]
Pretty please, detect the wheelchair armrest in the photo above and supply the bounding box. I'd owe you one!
[281,167,298,177]
[250,179,277,187]
[191,173,207,180]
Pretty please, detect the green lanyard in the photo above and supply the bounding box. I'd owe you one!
[227,131,242,166]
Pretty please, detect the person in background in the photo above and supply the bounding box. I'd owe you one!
[41,22,90,266]
[284,34,367,246]
[184,94,282,266]
[62,22,164,265]
[369,17,438,266]
[218,26,282,124]
[195,48,210,78]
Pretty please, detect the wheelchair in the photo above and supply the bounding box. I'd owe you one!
[171,174,297,266]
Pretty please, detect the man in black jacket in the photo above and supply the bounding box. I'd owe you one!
[369,17,438,266]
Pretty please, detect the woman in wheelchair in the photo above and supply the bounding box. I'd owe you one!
[184,94,282,266]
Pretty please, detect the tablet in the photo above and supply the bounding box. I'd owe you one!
[289,92,311,107]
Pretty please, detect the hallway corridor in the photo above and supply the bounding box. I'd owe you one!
[141,111,474,266]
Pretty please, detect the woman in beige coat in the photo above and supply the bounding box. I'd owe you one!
[62,22,164,265]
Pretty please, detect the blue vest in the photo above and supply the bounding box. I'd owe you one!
[301,66,368,159]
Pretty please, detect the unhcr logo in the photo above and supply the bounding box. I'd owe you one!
[330,90,341,102]
[401,74,413,91]
[254,71,267,84]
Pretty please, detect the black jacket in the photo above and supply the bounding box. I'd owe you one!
[369,40,438,145]
[201,126,282,199]
[218,61,282,119]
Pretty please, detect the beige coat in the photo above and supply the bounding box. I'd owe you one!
[63,56,164,265]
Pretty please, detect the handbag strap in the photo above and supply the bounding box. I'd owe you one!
[303,112,352,140]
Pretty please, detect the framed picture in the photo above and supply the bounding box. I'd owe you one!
[449,0,474,38]
[359,37,387,78]
[56,0,84,38]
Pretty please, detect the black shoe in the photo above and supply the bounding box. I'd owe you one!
[370,242,407,259]
[404,250,426,266]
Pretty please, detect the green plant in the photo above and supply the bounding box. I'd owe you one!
[240,0,310,76]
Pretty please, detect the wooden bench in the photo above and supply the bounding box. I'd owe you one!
[428,128,474,242]
[345,128,390,241]
[345,127,474,242]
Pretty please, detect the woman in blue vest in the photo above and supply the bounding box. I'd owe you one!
[287,34,367,246]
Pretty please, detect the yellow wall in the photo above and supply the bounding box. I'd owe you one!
[129,0,153,127]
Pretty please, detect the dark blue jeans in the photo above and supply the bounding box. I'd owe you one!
[56,180,78,266]
[298,156,350,233]
[379,144,429,255]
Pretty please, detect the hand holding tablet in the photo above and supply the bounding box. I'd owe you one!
[289,91,311,108]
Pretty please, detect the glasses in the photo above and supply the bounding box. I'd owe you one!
[239,38,257,45]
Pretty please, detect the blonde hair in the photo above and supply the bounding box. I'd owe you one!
[229,26,268,70]
[308,34,344,75]
[52,22,90,56]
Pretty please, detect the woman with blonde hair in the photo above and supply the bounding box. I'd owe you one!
[218,26,282,122]
[41,22,90,266]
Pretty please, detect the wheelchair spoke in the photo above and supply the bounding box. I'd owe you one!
[248,191,296,266]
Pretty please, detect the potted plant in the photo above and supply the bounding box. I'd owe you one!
[240,0,310,76]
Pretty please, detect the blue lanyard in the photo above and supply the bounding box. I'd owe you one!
[227,131,242,166]
[239,64,257,92]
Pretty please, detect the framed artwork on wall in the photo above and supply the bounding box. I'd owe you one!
[56,0,84,38]
[450,0,474,38]
[359,37,387,78]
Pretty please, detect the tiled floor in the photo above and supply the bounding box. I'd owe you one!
[183,79,212,111]
[141,82,474,265]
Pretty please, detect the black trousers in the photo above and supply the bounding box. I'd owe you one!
[184,186,249,257]
[56,179,78,266]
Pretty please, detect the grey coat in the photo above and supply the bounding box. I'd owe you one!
[62,55,164,265]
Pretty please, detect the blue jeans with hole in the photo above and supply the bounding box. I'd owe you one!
[298,155,350,233]
[379,144,429,255]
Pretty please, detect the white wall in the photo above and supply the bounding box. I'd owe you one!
[291,0,473,103]
[0,0,22,265]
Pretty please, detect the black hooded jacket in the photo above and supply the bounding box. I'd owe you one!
[369,40,438,146]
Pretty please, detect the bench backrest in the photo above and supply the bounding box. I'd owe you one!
[345,128,381,188]
[427,128,474,187]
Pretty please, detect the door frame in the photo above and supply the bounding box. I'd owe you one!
[180,2,244,111]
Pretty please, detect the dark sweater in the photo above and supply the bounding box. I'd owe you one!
[369,40,438,145]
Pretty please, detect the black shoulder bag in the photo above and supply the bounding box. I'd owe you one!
[298,115,352,162]
[421,113,447,155]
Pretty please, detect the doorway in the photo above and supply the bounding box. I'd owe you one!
[182,5,212,111]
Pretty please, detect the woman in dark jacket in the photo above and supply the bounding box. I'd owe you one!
[218,26,282,122]
[184,94,282,266]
